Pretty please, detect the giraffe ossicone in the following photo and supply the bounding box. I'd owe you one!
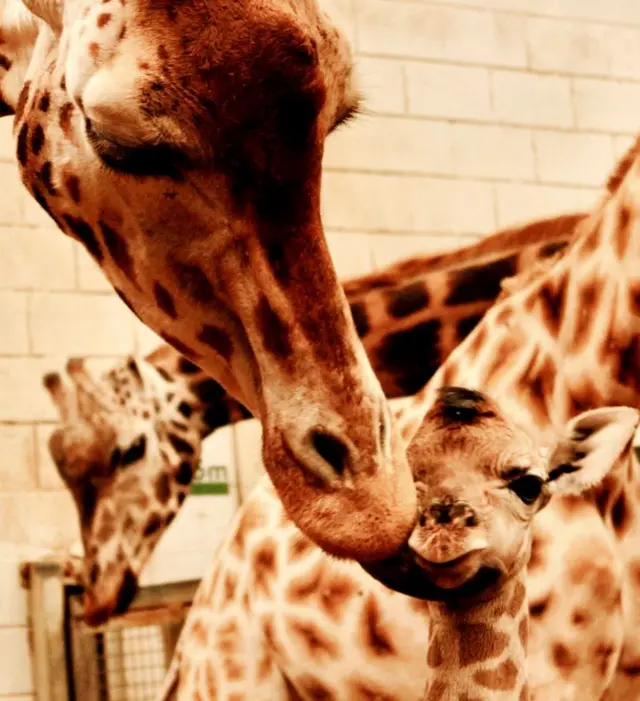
[158,388,639,701]
[1,0,422,561]
[41,212,581,624]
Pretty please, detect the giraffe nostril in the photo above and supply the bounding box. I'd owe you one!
[309,430,349,475]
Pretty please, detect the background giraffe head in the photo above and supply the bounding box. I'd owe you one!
[43,356,200,625]
[364,387,640,604]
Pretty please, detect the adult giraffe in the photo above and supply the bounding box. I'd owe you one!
[0,0,417,560]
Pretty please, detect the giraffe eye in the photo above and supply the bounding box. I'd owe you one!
[508,474,544,505]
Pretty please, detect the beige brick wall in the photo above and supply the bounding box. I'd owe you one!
[1,0,640,696]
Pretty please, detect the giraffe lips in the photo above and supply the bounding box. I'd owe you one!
[413,548,486,589]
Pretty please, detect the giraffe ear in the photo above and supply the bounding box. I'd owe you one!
[21,0,63,33]
[546,407,640,495]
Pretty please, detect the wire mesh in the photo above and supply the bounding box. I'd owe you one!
[69,613,184,701]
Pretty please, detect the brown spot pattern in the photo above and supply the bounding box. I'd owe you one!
[552,642,578,676]
[458,623,509,666]
[64,174,81,203]
[153,282,177,318]
[252,538,277,595]
[197,324,233,361]
[320,574,358,621]
[519,616,528,647]
[255,295,293,360]
[288,619,338,660]
[100,221,134,279]
[361,594,395,657]
[508,580,526,617]
[474,658,519,690]
[171,260,215,303]
[615,204,633,259]
[427,632,443,668]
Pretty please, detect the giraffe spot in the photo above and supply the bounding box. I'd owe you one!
[615,204,633,259]
[59,101,74,135]
[612,493,630,534]
[571,608,590,626]
[349,301,370,337]
[385,281,429,319]
[445,254,518,306]
[190,618,208,646]
[456,314,484,344]
[517,348,556,425]
[483,333,522,387]
[120,435,147,465]
[143,514,163,537]
[31,123,45,156]
[204,664,217,696]
[190,378,226,405]
[16,123,29,165]
[95,517,116,543]
[360,593,395,657]
[570,278,601,351]
[153,282,177,318]
[349,680,399,701]
[474,658,519,690]
[0,54,11,70]
[427,632,443,668]
[89,42,100,59]
[377,319,442,396]
[37,161,57,196]
[253,538,277,595]
[256,648,273,681]
[552,642,578,675]
[320,574,358,622]
[423,679,447,701]
[38,92,51,112]
[578,219,601,258]
[174,461,192,486]
[255,295,293,360]
[467,322,488,360]
[231,500,267,557]
[519,616,528,647]
[458,623,509,666]
[520,688,529,701]
[171,259,215,303]
[594,641,616,677]
[538,272,568,336]
[177,401,192,418]
[167,432,195,456]
[15,80,31,122]
[288,530,314,561]
[286,561,323,604]
[100,220,135,278]
[178,357,200,374]
[63,214,103,261]
[197,324,233,361]
[297,675,336,701]
[508,580,526,617]
[160,332,201,360]
[154,473,171,504]
[222,572,238,604]
[288,618,338,660]
[97,12,112,27]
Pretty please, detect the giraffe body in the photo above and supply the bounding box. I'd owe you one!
[161,393,639,701]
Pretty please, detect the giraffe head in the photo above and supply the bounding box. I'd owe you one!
[2,0,418,560]
[43,356,200,625]
[364,387,640,603]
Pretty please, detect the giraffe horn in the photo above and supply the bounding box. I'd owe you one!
[21,0,63,34]
[42,371,77,422]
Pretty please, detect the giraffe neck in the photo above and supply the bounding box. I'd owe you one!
[136,211,582,443]
[424,576,529,701]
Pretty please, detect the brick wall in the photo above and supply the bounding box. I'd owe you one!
[1,0,639,696]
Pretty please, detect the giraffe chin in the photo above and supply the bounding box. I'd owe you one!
[82,567,139,627]
[359,546,504,604]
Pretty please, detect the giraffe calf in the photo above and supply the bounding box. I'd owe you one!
[160,387,639,701]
